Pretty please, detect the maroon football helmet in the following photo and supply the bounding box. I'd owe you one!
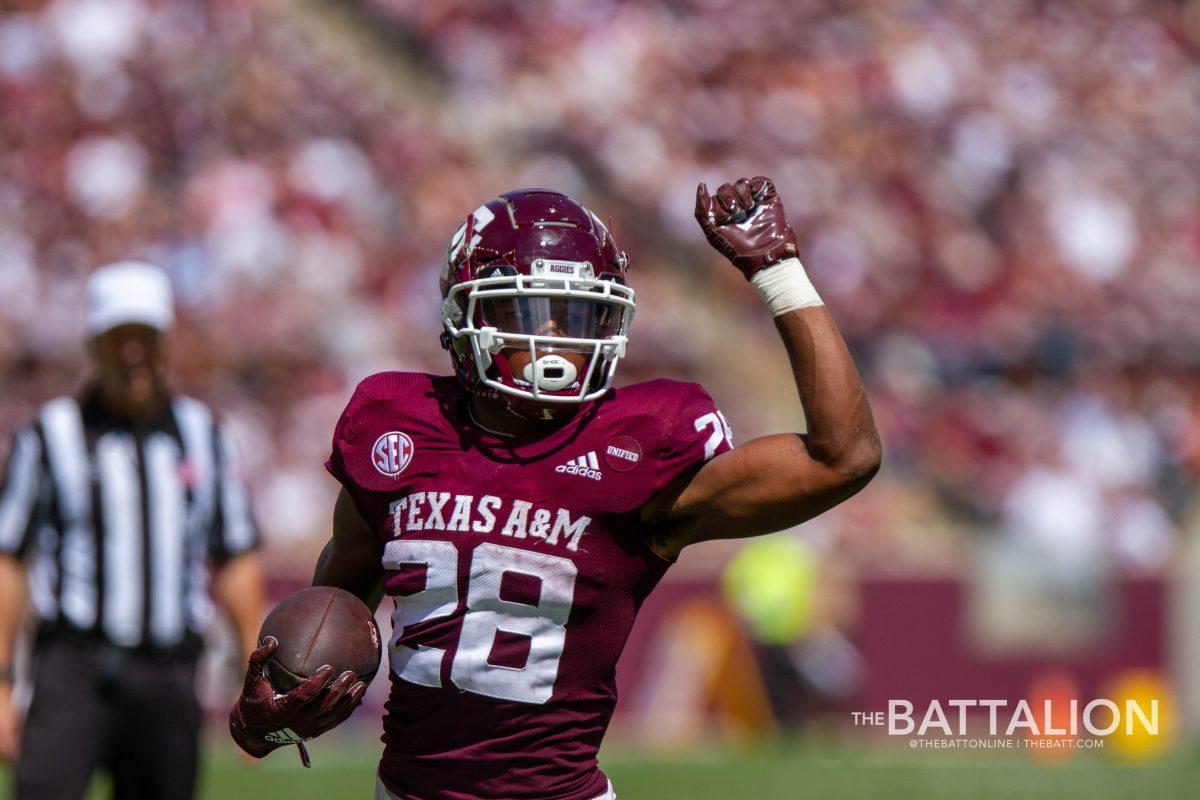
[439,189,635,417]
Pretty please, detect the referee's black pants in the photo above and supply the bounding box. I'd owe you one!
[14,637,201,800]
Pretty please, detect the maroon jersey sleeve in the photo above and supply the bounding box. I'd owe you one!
[653,381,733,490]
[608,379,734,515]
[326,371,427,527]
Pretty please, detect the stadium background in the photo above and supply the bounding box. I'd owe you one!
[3,0,1200,796]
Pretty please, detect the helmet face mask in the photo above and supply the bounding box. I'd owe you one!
[440,190,635,414]
[443,265,635,405]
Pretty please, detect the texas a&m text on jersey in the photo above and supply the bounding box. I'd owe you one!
[229,179,881,800]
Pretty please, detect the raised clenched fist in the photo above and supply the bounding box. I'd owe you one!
[695,176,798,279]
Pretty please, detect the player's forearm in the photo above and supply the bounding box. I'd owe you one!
[776,306,881,485]
[0,556,26,669]
[214,552,265,659]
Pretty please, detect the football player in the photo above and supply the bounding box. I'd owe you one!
[229,177,881,799]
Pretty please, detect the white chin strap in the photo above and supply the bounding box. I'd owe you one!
[523,355,578,391]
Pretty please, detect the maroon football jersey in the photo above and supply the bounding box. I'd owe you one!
[326,372,732,800]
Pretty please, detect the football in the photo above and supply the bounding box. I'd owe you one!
[258,586,382,693]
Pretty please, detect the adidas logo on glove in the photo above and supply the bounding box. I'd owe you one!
[264,728,306,745]
[556,452,603,481]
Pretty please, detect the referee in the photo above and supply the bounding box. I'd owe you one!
[0,261,265,800]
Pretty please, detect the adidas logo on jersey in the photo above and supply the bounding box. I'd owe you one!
[556,451,603,481]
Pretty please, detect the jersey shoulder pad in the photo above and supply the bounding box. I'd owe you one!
[340,371,436,415]
[326,371,438,524]
[606,379,733,500]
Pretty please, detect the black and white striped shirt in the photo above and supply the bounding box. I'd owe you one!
[0,389,258,651]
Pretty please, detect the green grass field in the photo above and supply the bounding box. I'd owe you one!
[22,735,1198,799]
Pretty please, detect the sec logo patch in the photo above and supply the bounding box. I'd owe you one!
[372,431,414,477]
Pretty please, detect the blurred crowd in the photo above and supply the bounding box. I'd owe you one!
[2,0,1200,575]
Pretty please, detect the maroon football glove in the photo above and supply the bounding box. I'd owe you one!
[695,176,799,279]
[228,637,367,767]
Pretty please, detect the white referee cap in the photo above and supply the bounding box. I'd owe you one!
[86,260,175,335]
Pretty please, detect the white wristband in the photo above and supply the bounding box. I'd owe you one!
[749,258,823,316]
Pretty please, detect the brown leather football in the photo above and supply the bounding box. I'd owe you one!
[258,586,382,693]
